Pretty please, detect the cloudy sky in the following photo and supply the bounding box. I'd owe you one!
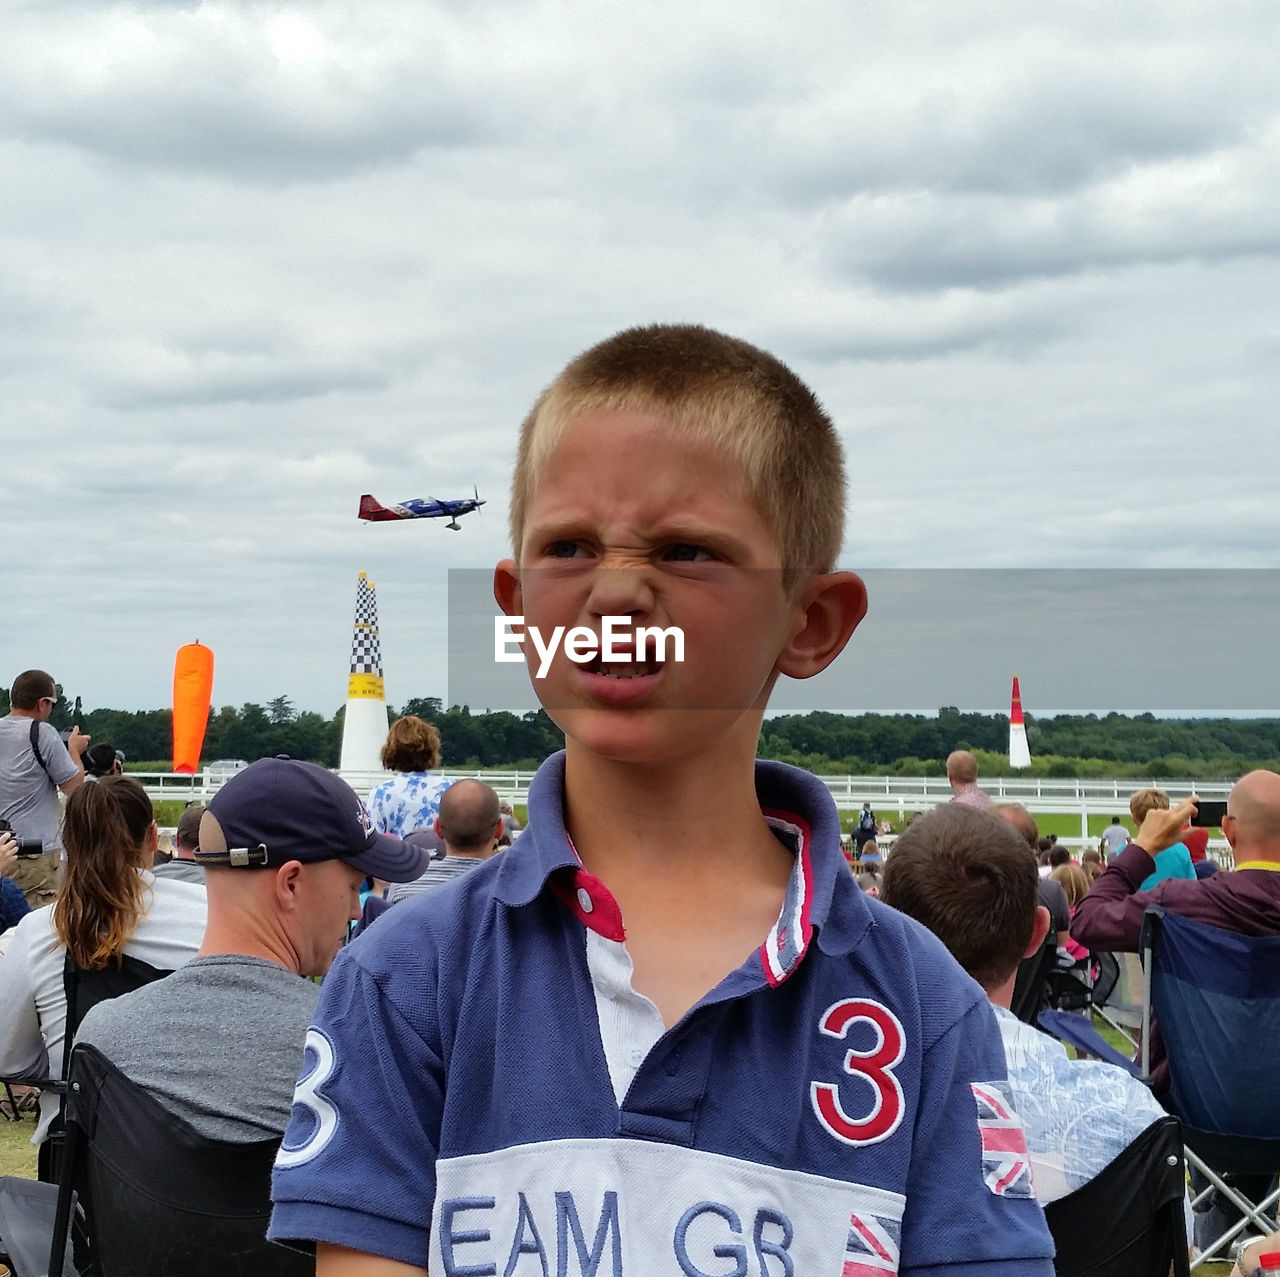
[4,1,1278,718]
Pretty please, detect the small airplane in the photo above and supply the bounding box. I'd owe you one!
[358,490,486,532]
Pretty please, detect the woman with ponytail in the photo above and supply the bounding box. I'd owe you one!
[0,776,206,1144]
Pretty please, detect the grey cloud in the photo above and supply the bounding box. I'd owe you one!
[93,354,396,409]
[0,8,499,182]
[4,1,1280,713]
[762,61,1268,206]
[821,156,1280,290]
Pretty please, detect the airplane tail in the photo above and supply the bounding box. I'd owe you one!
[358,493,396,522]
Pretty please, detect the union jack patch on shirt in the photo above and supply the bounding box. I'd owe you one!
[842,1208,901,1275]
[971,1080,1034,1199]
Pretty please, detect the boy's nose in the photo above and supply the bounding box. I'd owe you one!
[585,567,656,619]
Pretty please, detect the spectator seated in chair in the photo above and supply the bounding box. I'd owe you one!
[1073,773,1280,1256]
[1071,774,1280,1094]
[0,777,206,1147]
[76,758,431,1142]
[882,803,1175,1205]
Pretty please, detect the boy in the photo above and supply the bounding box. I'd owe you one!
[270,325,1054,1274]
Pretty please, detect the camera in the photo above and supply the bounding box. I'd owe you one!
[1190,799,1228,828]
[0,817,45,857]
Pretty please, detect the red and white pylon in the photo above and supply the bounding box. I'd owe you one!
[1009,675,1032,770]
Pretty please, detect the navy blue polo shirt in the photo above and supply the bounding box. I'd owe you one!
[270,752,1054,1275]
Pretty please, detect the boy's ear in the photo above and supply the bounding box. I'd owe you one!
[493,559,523,617]
[774,571,867,681]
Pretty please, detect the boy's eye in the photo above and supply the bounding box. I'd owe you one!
[662,543,712,562]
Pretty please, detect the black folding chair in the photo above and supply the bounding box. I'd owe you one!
[1011,937,1058,1024]
[48,1044,311,1277]
[1140,907,1280,1270]
[0,954,171,1275]
[37,953,170,1185]
[1043,1114,1189,1277]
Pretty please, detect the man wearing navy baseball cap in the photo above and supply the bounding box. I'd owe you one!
[77,757,431,1145]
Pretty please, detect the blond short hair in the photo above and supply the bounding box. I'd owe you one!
[1129,787,1170,825]
[509,325,846,585]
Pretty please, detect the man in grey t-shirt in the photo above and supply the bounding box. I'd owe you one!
[1099,816,1130,861]
[78,757,431,1142]
[386,779,505,905]
[0,669,88,905]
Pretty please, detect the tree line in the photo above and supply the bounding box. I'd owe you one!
[3,687,1277,777]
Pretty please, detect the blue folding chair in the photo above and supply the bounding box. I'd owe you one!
[1140,906,1280,1270]
[1036,1008,1142,1078]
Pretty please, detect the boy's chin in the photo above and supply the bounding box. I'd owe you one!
[558,707,762,770]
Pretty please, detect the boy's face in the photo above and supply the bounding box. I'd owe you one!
[494,409,861,767]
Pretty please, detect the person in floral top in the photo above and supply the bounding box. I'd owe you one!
[366,717,453,839]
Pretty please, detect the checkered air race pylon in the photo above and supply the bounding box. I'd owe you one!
[1008,675,1032,770]
[348,572,385,697]
[339,572,390,775]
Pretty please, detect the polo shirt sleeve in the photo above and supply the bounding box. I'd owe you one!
[899,999,1055,1276]
[269,942,445,1267]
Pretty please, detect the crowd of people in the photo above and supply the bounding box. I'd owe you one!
[2,324,1278,1275]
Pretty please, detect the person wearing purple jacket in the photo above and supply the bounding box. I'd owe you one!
[1070,770,1280,1095]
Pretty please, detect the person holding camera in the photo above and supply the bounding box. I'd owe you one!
[0,669,89,908]
[1,829,32,957]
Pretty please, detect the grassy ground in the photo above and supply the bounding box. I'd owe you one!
[843,809,1137,838]
[0,1109,37,1178]
[153,799,189,827]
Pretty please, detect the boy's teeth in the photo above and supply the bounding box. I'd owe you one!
[599,660,655,678]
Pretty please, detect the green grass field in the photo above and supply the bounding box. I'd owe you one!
[0,1109,37,1178]
[839,809,1138,839]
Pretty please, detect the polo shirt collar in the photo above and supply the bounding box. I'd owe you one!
[492,751,872,981]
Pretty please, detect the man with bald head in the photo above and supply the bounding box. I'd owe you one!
[1073,772,1280,1080]
[387,779,504,904]
[1073,771,1280,953]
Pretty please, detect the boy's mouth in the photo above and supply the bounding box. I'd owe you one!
[583,655,662,679]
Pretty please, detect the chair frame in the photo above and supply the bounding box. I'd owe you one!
[1140,907,1280,1271]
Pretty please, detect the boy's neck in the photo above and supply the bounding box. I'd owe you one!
[561,738,789,885]
[561,738,796,1026]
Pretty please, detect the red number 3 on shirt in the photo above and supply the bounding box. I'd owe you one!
[810,998,906,1146]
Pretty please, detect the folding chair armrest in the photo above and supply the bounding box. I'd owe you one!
[1036,1009,1143,1077]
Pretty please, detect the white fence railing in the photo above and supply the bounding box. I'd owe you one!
[134,768,1234,843]
[132,769,1233,806]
